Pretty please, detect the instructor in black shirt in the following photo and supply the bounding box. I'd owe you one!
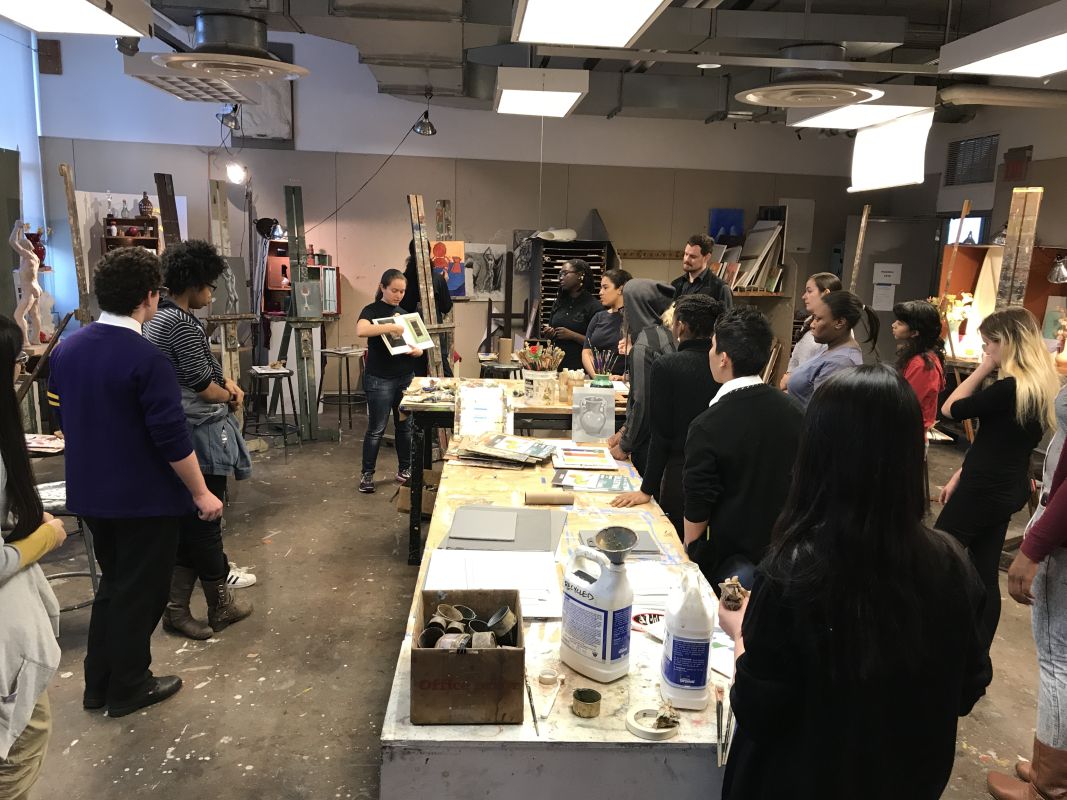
[671,233,733,307]
[542,259,601,371]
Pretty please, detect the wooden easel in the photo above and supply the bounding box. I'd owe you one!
[267,186,322,440]
[57,164,91,325]
[939,200,976,443]
[848,204,871,295]
[154,173,181,248]
[484,251,529,347]
[407,194,455,377]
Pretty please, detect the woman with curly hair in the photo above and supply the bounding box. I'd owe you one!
[891,300,946,436]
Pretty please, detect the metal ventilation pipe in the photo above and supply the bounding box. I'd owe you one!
[193,12,271,58]
[773,43,846,83]
[940,84,1067,109]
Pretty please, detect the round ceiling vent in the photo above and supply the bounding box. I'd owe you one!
[152,13,308,82]
[736,82,884,109]
[152,52,308,81]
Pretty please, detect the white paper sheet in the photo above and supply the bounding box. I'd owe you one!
[424,549,564,619]
[871,283,896,311]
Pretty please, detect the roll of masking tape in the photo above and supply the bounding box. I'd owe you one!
[525,492,574,506]
[625,707,679,741]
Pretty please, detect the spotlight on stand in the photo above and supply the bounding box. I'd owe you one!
[216,104,241,131]
[412,90,437,136]
[226,162,248,184]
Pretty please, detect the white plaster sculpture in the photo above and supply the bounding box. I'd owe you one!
[9,221,42,347]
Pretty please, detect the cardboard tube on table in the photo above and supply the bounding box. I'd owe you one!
[498,337,513,361]
[525,491,574,506]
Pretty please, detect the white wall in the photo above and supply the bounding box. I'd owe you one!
[0,20,45,225]
[37,31,854,177]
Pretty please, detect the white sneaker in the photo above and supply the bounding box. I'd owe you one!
[226,562,256,588]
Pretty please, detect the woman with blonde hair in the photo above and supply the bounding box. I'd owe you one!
[939,306,1060,683]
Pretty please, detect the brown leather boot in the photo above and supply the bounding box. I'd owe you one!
[1033,738,1067,800]
[202,576,253,631]
[988,771,1034,800]
[162,566,212,640]
[1019,760,1034,783]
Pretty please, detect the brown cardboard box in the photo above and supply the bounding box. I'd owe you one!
[410,589,525,725]
[395,469,442,516]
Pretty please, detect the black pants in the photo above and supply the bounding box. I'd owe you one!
[937,492,1015,681]
[176,474,228,582]
[82,516,180,701]
[658,453,685,540]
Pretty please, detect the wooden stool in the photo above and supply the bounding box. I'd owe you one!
[244,368,301,456]
[318,347,366,432]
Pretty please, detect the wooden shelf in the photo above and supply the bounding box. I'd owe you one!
[733,291,786,298]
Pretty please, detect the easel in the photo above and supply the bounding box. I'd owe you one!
[57,164,91,325]
[939,200,976,443]
[407,194,455,377]
[154,173,181,249]
[484,251,529,347]
[266,186,323,441]
[847,204,871,295]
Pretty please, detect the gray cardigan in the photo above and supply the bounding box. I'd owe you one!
[0,545,61,758]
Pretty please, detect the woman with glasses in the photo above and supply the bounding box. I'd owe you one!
[143,240,253,641]
[541,259,602,371]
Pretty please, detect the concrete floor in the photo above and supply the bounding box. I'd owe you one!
[27,423,1040,799]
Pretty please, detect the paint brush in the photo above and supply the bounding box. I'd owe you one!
[715,684,725,767]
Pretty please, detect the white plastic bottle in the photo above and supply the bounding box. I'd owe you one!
[560,545,633,682]
[660,562,716,710]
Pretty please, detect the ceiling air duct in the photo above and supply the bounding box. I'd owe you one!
[736,43,883,108]
[151,12,309,82]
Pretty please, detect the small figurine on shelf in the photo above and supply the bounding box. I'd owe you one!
[139,191,153,218]
[120,199,130,218]
[107,219,118,237]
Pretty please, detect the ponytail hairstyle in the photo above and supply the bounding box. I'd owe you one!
[822,290,880,354]
[801,272,843,334]
[0,315,43,543]
[892,300,945,372]
[810,272,842,294]
[374,268,406,302]
[978,307,1060,430]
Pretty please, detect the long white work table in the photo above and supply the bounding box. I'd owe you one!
[379,454,726,800]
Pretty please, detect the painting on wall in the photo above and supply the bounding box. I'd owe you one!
[465,243,506,301]
[431,240,466,297]
[708,208,745,246]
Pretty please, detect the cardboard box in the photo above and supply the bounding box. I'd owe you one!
[410,589,525,725]
[395,468,442,516]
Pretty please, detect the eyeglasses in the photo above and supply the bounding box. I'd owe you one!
[154,286,169,298]
[207,282,217,291]
[560,270,577,276]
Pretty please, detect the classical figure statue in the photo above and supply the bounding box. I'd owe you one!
[9,221,42,347]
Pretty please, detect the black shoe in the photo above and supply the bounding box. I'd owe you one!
[107,676,182,718]
[83,693,106,710]
[359,472,375,493]
[396,468,411,485]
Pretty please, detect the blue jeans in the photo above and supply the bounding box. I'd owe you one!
[361,372,413,474]
[1034,547,1067,747]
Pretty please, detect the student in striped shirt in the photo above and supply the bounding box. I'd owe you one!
[143,240,252,640]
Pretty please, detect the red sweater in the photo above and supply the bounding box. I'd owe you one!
[1022,446,1067,562]
[903,354,945,430]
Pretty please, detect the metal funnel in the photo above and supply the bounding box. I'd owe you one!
[594,527,638,565]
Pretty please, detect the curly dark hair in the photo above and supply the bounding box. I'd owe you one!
[161,239,228,296]
[687,233,715,255]
[893,300,945,372]
[674,294,724,339]
[93,246,163,315]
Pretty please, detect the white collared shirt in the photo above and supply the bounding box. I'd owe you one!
[97,311,143,336]
[709,375,763,407]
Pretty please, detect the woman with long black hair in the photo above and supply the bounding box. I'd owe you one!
[892,300,946,436]
[716,365,988,800]
[785,290,880,407]
[356,269,424,494]
[0,315,67,797]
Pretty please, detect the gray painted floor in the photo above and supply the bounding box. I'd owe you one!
[27,424,1038,799]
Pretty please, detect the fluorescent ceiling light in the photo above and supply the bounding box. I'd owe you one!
[513,0,671,48]
[0,0,151,36]
[849,109,934,193]
[788,85,936,130]
[495,68,589,118]
[939,0,1067,78]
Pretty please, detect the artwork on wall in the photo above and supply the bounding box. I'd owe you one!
[293,280,323,318]
[708,208,745,246]
[431,240,466,297]
[465,243,506,301]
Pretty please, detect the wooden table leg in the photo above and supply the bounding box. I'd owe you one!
[408,418,425,565]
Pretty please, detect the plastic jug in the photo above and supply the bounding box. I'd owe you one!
[660,562,717,710]
[560,528,636,683]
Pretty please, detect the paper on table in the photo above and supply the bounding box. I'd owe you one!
[424,549,564,619]
[710,628,736,680]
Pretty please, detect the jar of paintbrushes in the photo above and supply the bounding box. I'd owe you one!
[590,348,619,388]
[518,343,564,404]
